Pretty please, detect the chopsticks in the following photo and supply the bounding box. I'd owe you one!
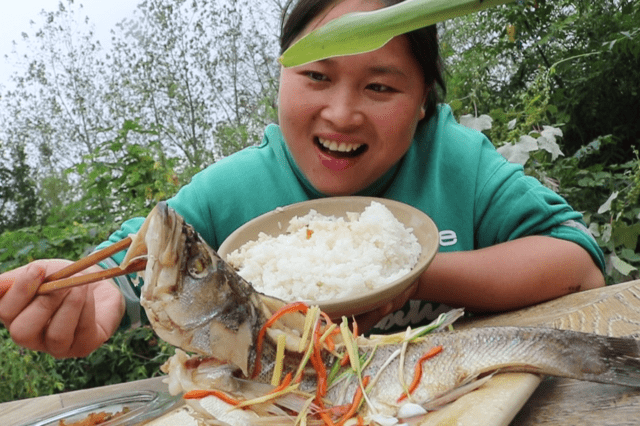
[0,237,147,297]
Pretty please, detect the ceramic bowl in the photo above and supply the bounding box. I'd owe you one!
[218,197,439,318]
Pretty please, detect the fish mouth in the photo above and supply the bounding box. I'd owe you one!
[315,137,368,159]
[121,201,179,269]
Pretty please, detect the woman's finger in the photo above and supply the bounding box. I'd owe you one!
[69,282,117,358]
[44,285,91,357]
[8,285,72,352]
[0,263,46,326]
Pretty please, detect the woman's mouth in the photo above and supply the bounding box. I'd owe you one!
[315,137,368,158]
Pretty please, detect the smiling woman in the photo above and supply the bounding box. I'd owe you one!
[0,0,604,361]
[278,0,446,196]
[278,39,426,193]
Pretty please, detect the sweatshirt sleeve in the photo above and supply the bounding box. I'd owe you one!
[473,139,605,273]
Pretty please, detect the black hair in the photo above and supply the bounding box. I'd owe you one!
[280,0,446,125]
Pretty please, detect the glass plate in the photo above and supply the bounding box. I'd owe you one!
[19,390,181,426]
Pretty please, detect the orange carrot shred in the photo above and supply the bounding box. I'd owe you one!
[320,311,337,350]
[311,322,328,404]
[397,345,443,402]
[183,389,242,406]
[340,352,351,367]
[268,371,293,395]
[252,301,309,378]
[319,411,337,426]
[336,375,370,425]
[324,404,350,417]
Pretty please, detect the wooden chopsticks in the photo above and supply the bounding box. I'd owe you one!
[0,237,147,297]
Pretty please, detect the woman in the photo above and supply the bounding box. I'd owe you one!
[0,0,604,358]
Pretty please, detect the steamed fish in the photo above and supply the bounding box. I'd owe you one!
[122,202,640,425]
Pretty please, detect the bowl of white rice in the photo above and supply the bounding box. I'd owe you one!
[218,197,439,318]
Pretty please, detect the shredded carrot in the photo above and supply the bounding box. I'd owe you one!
[183,389,242,406]
[336,375,370,425]
[307,229,314,239]
[324,404,350,418]
[311,323,328,404]
[339,352,351,367]
[252,301,309,378]
[268,371,293,395]
[320,311,337,350]
[397,345,443,402]
[319,411,337,426]
[356,414,365,425]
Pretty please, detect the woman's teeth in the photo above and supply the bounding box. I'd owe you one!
[318,137,362,153]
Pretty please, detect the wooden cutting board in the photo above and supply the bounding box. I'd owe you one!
[416,279,640,425]
[147,280,640,426]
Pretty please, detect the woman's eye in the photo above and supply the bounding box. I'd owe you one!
[305,71,328,82]
[367,83,395,93]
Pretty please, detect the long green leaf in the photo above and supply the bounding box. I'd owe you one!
[279,0,514,67]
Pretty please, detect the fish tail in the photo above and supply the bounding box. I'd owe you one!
[592,334,640,387]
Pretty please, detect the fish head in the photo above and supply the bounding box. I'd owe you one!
[123,202,267,376]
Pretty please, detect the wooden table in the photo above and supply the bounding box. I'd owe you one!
[2,280,640,425]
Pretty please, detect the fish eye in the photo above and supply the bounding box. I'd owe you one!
[188,256,210,278]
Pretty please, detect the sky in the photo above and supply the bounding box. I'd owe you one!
[0,0,140,86]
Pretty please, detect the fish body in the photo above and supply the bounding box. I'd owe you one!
[124,202,640,424]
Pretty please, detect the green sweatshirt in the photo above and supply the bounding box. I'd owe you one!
[99,104,604,332]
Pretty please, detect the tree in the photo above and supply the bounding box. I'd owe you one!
[0,144,39,232]
[442,0,640,159]
[0,0,115,174]
[107,0,281,169]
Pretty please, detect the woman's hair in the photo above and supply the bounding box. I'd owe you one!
[280,0,446,125]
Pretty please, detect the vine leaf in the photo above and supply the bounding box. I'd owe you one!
[279,0,515,67]
[460,114,493,132]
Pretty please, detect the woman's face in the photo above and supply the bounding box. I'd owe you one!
[278,0,427,196]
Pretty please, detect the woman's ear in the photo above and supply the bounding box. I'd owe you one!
[419,82,436,119]
[419,86,430,119]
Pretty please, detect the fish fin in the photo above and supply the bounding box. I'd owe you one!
[420,372,496,411]
[595,335,640,387]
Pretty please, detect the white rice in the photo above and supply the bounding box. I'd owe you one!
[226,201,421,302]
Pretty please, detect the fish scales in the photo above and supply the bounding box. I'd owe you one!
[124,202,640,424]
[334,327,640,407]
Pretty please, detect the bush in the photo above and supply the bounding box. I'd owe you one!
[0,325,174,403]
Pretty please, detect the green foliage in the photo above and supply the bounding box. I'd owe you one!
[444,0,640,160]
[455,75,640,283]
[279,0,513,67]
[0,145,40,233]
[0,117,189,402]
[65,119,183,224]
[0,222,111,273]
[0,326,174,403]
[445,0,640,283]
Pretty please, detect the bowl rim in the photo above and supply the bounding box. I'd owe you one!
[218,196,439,318]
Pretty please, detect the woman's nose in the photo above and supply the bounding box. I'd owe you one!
[319,89,365,129]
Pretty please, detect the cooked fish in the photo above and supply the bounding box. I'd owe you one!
[123,202,640,425]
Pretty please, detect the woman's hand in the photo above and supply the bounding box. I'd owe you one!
[0,260,125,358]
